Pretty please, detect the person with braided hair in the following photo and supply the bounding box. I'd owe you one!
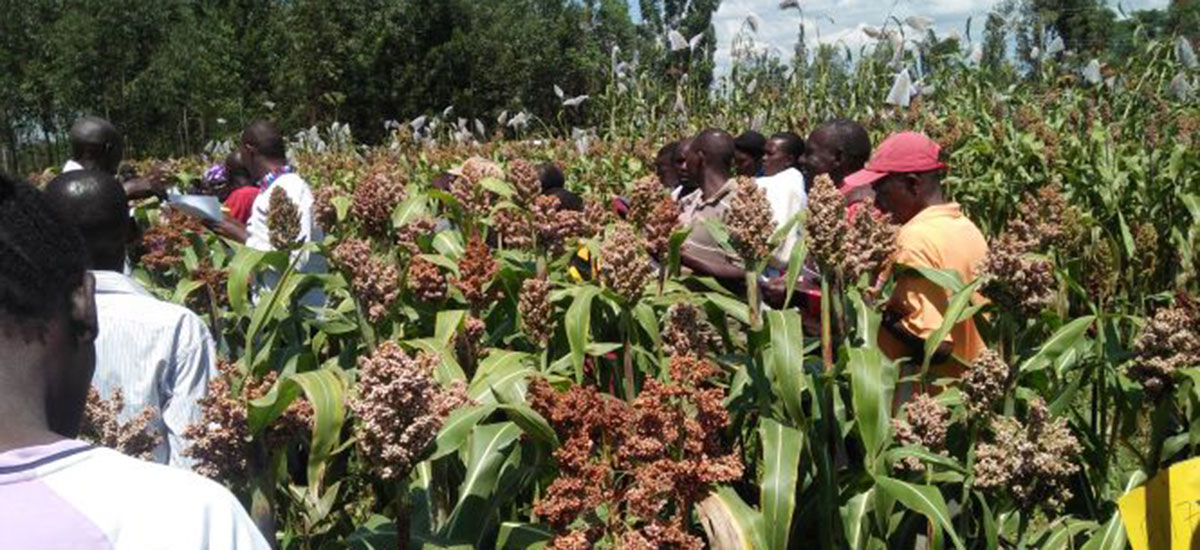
[0,173,267,548]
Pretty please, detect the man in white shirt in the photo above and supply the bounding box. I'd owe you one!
[0,173,267,549]
[43,170,217,469]
[754,131,808,273]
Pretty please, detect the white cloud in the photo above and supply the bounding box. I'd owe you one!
[711,0,1170,76]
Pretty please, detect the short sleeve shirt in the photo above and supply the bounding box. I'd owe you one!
[0,440,269,549]
[877,203,988,378]
[677,179,742,269]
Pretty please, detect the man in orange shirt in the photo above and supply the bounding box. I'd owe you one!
[843,132,988,382]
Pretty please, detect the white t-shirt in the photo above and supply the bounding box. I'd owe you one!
[245,172,327,306]
[0,439,270,549]
[62,159,84,173]
[755,167,808,270]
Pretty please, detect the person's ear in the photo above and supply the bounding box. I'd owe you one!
[904,173,922,194]
[69,273,98,345]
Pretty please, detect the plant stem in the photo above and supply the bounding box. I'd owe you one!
[820,278,833,371]
[746,271,761,331]
[250,442,276,549]
[392,482,410,549]
[622,308,637,402]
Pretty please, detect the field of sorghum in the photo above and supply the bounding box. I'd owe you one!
[67,33,1200,550]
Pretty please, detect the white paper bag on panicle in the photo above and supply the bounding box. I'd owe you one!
[167,194,222,222]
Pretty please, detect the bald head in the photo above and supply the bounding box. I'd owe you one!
[68,117,123,175]
[43,170,131,271]
[691,128,734,178]
[802,119,871,187]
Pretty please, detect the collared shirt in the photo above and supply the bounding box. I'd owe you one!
[678,179,742,269]
[92,270,217,469]
[877,203,988,379]
[0,439,269,549]
[755,167,808,269]
[62,159,84,173]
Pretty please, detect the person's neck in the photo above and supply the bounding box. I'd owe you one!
[700,170,728,200]
[0,356,61,454]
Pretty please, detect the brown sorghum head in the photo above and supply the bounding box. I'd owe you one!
[184,360,251,485]
[455,235,498,310]
[891,393,950,473]
[628,175,665,227]
[267,186,302,250]
[395,217,436,257]
[1128,297,1200,401]
[841,197,898,286]
[140,210,203,272]
[352,170,406,237]
[724,176,774,265]
[806,174,848,274]
[661,303,720,358]
[1083,237,1118,304]
[491,206,535,251]
[962,349,1010,419]
[978,221,1057,318]
[519,277,556,345]
[598,222,654,304]
[644,196,680,259]
[313,185,342,233]
[507,158,541,203]
[407,256,447,303]
[80,387,160,461]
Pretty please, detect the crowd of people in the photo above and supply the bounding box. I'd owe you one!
[0,113,986,547]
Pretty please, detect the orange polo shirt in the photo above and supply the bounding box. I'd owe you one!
[878,203,988,379]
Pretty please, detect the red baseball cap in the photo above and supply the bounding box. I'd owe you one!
[843,132,947,189]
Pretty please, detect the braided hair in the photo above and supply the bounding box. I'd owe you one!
[0,173,88,321]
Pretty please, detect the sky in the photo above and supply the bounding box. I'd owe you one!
[702,0,1171,74]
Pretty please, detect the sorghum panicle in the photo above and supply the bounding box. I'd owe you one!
[80,387,160,461]
[962,349,1010,419]
[406,256,447,303]
[644,197,680,259]
[351,169,406,236]
[492,206,535,250]
[978,220,1057,318]
[841,197,898,286]
[313,185,342,233]
[973,398,1081,512]
[267,187,302,250]
[1083,237,1118,304]
[805,174,848,274]
[724,176,774,265]
[628,175,665,227]
[140,210,203,272]
[455,235,498,310]
[519,277,555,345]
[507,158,541,203]
[1128,297,1200,401]
[349,342,469,480]
[395,217,436,257]
[661,303,720,358]
[598,222,654,304]
[891,393,950,473]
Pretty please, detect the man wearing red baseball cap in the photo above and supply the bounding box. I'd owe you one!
[850,132,988,388]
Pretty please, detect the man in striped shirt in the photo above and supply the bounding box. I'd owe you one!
[44,170,217,469]
[0,173,267,548]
